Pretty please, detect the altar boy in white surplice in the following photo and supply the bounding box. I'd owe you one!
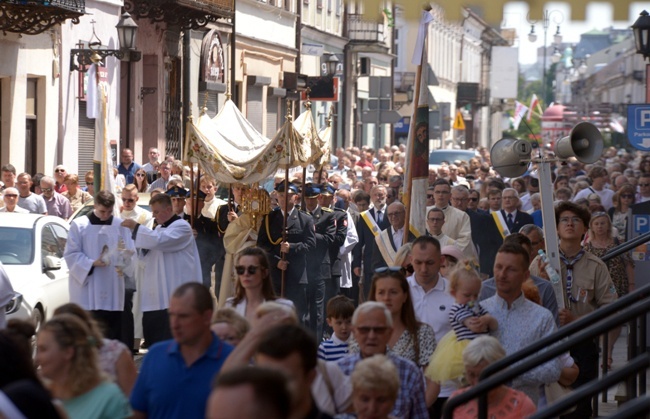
[121,192,201,347]
[64,190,136,346]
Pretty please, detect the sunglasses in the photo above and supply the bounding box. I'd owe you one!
[639,184,650,187]
[621,194,634,199]
[3,194,17,198]
[235,265,260,275]
[122,198,136,203]
[136,173,146,177]
[356,326,389,335]
[469,198,478,202]
[427,194,435,199]
[54,169,66,173]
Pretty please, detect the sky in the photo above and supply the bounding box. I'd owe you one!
[501,2,648,64]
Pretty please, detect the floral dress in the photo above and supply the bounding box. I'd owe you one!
[584,240,634,296]
[349,323,436,367]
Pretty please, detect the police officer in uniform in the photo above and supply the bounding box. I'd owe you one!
[319,183,348,305]
[166,185,192,222]
[303,183,336,339]
[257,182,315,324]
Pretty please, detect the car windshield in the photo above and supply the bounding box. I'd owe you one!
[0,227,34,265]
[429,151,475,165]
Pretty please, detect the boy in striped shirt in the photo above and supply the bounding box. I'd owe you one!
[318,295,355,361]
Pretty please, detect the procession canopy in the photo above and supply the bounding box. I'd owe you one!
[184,99,310,184]
[292,102,329,169]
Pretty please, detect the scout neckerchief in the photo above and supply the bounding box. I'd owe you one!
[559,248,585,307]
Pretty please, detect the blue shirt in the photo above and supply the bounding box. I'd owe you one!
[118,162,141,185]
[130,334,233,419]
[481,293,561,405]
[337,353,428,419]
[318,334,350,361]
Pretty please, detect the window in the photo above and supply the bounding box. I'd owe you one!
[25,78,37,176]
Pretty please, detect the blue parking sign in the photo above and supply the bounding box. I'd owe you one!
[627,105,650,150]
[634,214,650,234]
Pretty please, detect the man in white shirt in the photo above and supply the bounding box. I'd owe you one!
[406,236,455,416]
[572,166,614,210]
[141,147,161,174]
[0,187,28,213]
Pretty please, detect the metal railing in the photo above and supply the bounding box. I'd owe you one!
[442,283,650,419]
[346,13,385,43]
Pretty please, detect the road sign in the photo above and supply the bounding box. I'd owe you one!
[360,110,402,124]
[627,104,650,150]
[453,110,465,130]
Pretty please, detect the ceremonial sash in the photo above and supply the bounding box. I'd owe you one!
[375,229,397,266]
[360,210,381,237]
[491,211,510,239]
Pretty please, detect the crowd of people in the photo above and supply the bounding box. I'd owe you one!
[0,143,648,419]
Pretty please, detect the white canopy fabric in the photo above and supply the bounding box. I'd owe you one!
[293,105,329,169]
[184,100,309,184]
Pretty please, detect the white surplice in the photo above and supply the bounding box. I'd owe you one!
[134,217,201,312]
[64,216,135,311]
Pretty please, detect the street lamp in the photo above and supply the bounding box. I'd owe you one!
[70,12,142,72]
[324,53,339,78]
[528,10,564,105]
[632,10,650,103]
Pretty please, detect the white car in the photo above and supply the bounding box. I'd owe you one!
[1,214,70,330]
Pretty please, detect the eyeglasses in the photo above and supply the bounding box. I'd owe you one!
[621,194,634,199]
[3,194,17,198]
[559,216,583,225]
[41,188,53,192]
[136,173,146,177]
[54,169,65,173]
[122,198,135,203]
[235,265,260,275]
[355,326,389,335]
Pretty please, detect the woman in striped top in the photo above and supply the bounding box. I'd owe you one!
[426,261,498,384]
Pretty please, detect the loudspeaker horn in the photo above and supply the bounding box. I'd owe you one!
[490,138,532,178]
[554,122,604,164]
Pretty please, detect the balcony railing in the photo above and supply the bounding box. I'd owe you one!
[0,0,85,34]
[347,13,385,44]
[126,0,233,29]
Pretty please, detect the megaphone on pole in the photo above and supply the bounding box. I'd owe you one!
[490,138,533,178]
[554,122,604,164]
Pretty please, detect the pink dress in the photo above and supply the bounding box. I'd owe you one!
[449,386,536,418]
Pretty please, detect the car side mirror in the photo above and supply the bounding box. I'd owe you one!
[5,292,22,315]
[43,255,62,271]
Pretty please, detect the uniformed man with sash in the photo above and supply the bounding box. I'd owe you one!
[352,185,390,300]
[372,202,415,270]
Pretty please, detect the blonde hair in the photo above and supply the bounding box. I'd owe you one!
[448,260,481,294]
[255,302,298,321]
[213,308,250,341]
[351,354,399,400]
[41,314,101,397]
